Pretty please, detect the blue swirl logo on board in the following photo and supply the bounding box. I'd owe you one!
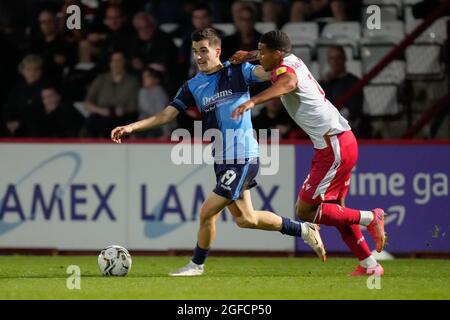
[0,151,81,235]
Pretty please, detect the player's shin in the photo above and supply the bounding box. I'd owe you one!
[194,215,217,265]
[315,203,363,226]
[337,225,373,264]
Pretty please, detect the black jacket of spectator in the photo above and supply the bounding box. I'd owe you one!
[38,102,83,138]
[64,63,98,103]
[29,35,75,80]
[130,29,178,73]
[1,77,47,137]
[97,28,134,70]
[0,32,21,116]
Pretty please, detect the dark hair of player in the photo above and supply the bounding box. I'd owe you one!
[259,30,292,54]
[191,27,221,47]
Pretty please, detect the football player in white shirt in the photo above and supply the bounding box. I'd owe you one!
[231,31,386,276]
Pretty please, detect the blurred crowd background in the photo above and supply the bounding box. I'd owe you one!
[0,0,448,140]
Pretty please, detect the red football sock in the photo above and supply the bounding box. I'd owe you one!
[315,203,360,226]
[337,225,371,261]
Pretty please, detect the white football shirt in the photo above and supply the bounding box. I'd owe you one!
[271,54,351,149]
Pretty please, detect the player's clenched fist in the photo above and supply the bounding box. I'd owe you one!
[111,125,133,143]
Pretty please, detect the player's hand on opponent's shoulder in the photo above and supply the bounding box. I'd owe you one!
[111,125,133,144]
[229,50,249,64]
[231,100,255,120]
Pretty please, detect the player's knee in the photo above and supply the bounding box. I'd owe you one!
[199,205,215,226]
[235,216,258,229]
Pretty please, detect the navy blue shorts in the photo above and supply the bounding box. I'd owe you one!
[213,158,259,201]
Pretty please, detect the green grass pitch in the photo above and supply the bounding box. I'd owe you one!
[1,256,449,300]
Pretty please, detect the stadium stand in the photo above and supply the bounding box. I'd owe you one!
[0,0,448,139]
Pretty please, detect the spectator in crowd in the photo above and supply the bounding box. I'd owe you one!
[0,29,21,116]
[224,2,271,96]
[221,2,262,60]
[58,0,84,45]
[130,12,179,95]
[29,9,75,80]
[1,54,47,137]
[252,98,294,139]
[83,51,139,138]
[88,4,133,69]
[64,39,98,103]
[261,0,286,29]
[290,0,347,22]
[130,12,178,75]
[179,4,222,78]
[38,86,83,137]
[136,66,173,138]
[320,45,370,138]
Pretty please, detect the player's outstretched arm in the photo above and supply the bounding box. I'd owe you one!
[111,105,179,143]
[252,65,271,81]
[232,73,297,119]
[229,50,260,64]
[229,51,270,81]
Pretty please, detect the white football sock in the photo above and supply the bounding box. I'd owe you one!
[359,211,374,226]
[300,222,308,240]
[360,255,378,268]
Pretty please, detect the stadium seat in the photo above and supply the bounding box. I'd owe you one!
[407,16,449,44]
[403,4,447,79]
[406,45,443,78]
[404,4,418,32]
[403,0,421,4]
[347,60,363,79]
[292,46,313,66]
[362,0,403,21]
[255,22,277,34]
[160,23,179,34]
[212,23,236,36]
[282,22,319,68]
[369,60,406,84]
[282,22,319,46]
[309,61,320,80]
[360,21,405,75]
[363,0,402,10]
[318,22,361,57]
[321,22,361,42]
[173,38,183,48]
[363,85,402,116]
[362,20,405,44]
[361,45,392,71]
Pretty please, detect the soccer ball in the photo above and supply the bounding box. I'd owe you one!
[98,245,132,276]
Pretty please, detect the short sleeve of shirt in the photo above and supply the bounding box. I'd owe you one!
[271,65,296,83]
[169,82,195,112]
[241,62,265,84]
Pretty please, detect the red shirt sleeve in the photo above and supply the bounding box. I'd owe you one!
[271,65,296,83]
